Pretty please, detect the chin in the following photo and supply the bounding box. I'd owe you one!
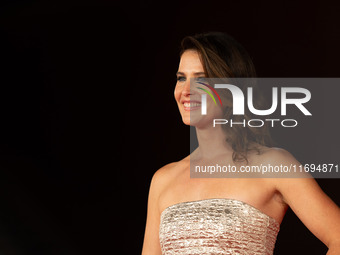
[181,116,191,126]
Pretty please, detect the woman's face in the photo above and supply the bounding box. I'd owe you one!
[174,50,223,127]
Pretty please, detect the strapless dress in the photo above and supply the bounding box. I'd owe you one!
[159,198,280,255]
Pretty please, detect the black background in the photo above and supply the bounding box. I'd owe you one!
[0,0,339,254]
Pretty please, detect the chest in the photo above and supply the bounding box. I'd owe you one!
[160,176,276,213]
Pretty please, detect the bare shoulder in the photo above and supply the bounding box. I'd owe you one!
[151,162,178,189]
[252,149,340,248]
[248,146,310,180]
[252,146,305,171]
[152,156,189,182]
[255,146,297,164]
[149,156,190,199]
[257,146,314,188]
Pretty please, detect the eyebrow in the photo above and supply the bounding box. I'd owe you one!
[176,72,206,76]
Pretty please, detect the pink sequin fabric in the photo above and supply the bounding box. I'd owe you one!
[159,198,280,255]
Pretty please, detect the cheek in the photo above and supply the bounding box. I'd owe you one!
[206,98,224,117]
[174,84,181,102]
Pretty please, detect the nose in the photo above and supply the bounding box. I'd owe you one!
[181,80,191,97]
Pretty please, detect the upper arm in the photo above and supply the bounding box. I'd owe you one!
[142,164,174,255]
[272,149,340,248]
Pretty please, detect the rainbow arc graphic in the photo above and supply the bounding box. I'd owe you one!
[196,81,223,106]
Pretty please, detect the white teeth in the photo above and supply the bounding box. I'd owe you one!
[184,102,201,108]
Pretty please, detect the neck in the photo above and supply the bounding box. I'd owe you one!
[193,124,233,160]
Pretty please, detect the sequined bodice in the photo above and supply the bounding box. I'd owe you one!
[159,198,280,255]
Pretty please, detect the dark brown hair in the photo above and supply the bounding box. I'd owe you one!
[180,32,273,162]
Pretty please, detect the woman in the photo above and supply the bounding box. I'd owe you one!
[142,32,340,254]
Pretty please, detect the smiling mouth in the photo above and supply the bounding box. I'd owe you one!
[183,101,201,111]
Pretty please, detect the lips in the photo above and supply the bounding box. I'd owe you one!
[182,101,201,111]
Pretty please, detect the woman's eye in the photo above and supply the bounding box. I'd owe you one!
[177,76,186,82]
[196,77,206,82]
